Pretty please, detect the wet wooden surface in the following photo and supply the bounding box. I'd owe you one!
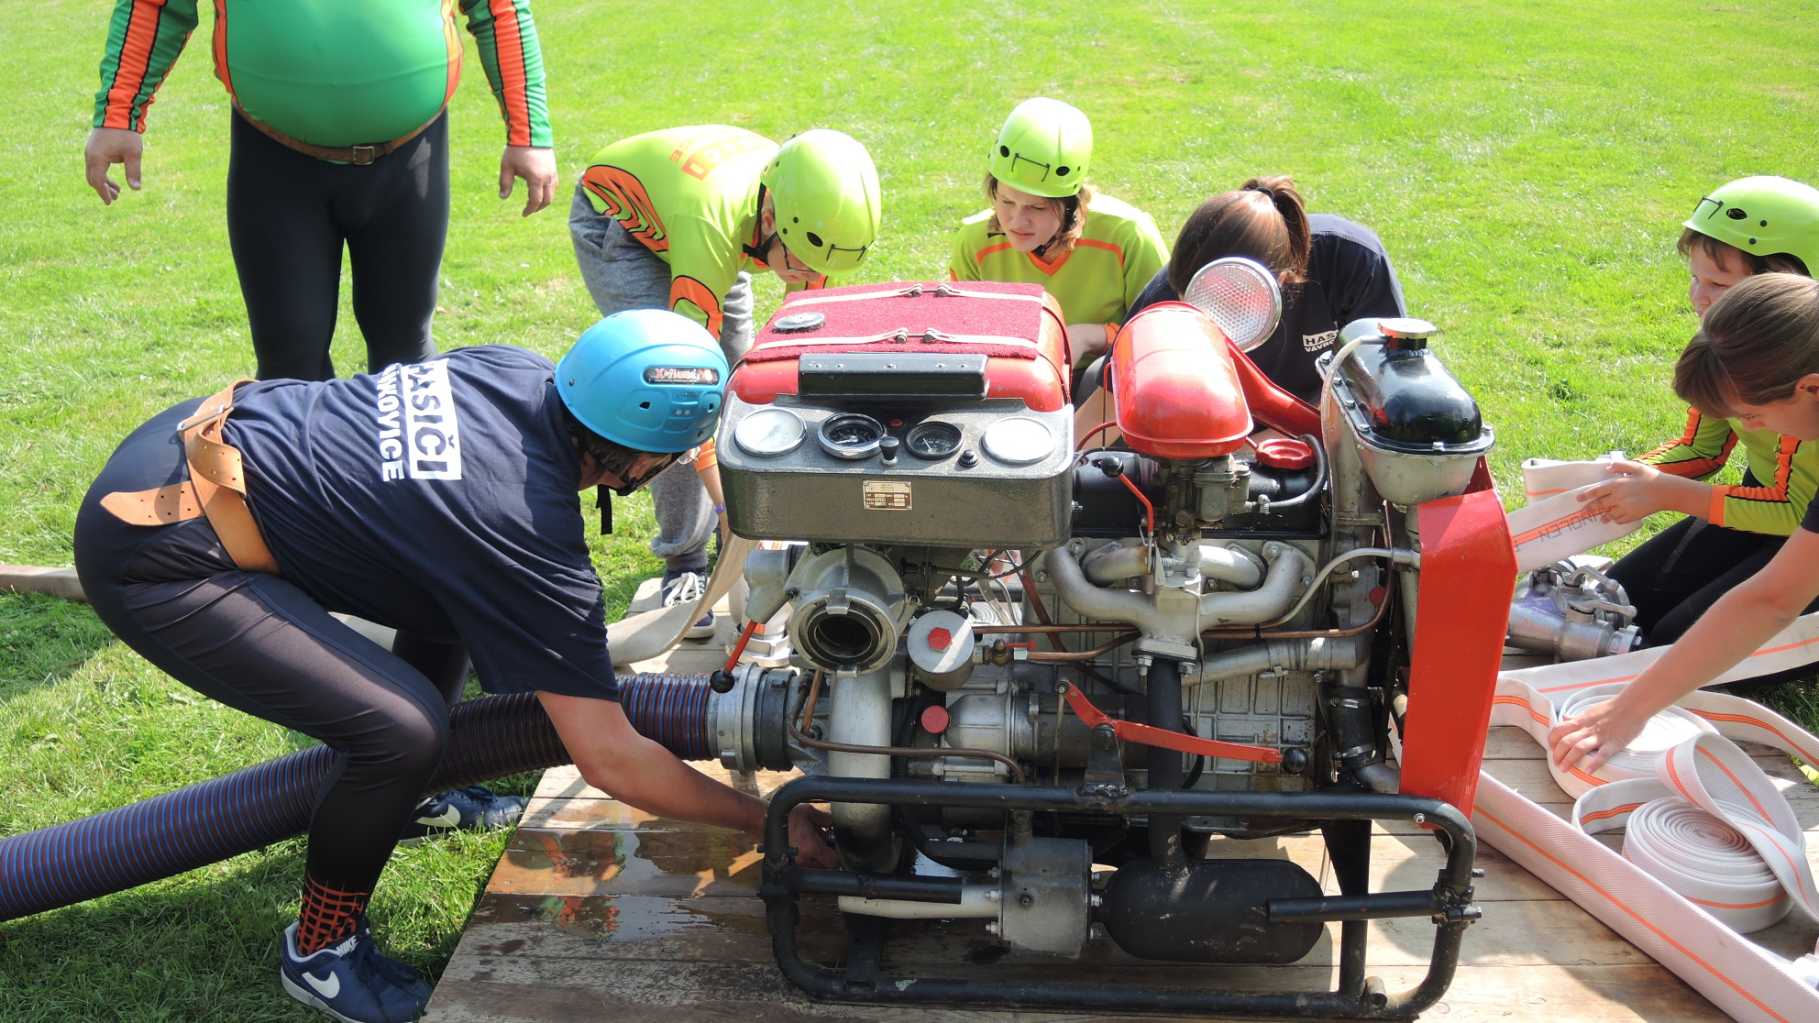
[425,621,1818,1021]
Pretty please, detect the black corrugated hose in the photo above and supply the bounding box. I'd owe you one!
[0,672,715,922]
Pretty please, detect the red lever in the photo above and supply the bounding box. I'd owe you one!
[1061,683,1283,765]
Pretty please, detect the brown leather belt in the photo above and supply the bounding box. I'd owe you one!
[101,379,279,574]
[235,106,441,167]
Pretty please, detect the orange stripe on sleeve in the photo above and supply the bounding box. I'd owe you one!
[1641,408,1736,478]
[487,0,529,147]
[670,276,724,340]
[1708,435,1799,526]
[102,0,167,130]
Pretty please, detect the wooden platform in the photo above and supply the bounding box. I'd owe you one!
[425,626,1819,1021]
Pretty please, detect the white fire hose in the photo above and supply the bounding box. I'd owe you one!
[1453,457,1819,1021]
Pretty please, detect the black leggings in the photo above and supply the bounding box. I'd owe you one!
[1607,514,1819,686]
[227,111,450,382]
[74,400,467,893]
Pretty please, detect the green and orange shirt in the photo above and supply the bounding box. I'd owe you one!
[579,125,826,338]
[1641,410,1819,535]
[948,193,1168,328]
[93,0,551,149]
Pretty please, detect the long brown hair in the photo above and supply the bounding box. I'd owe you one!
[1674,272,1819,415]
[984,174,1095,257]
[1166,175,1312,295]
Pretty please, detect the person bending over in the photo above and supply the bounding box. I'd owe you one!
[570,125,881,638]
[73,310,833,1023]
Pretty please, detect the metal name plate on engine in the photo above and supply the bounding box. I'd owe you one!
[861,481,912,511]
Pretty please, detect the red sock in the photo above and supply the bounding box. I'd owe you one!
[296,876,370,955]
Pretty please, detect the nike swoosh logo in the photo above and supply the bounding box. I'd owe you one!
[415,806,462,828]
[304,970,341,1000]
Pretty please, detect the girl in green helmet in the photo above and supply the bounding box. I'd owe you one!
[947,98,1169,367]
[1567,175,1819,669]
[1552,272,1819,772]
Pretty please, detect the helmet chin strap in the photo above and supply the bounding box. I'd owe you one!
[596,486,613,535]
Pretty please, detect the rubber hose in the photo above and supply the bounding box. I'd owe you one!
[0,672,713,923]
[1146,658,1186,870]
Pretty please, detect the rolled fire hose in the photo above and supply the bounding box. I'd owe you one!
[0,673,720,923]
[1460,457,1819,1018]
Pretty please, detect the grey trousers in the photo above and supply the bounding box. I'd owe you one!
[569,184,753,573]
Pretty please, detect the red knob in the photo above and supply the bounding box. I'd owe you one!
[920,705,951,735]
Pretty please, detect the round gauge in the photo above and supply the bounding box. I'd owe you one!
[904,420,962,460]
[981,417,1054,466]
[732,407,806,458]
[817,412,885,460]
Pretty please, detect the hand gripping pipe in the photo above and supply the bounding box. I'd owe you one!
[0,672,718,923]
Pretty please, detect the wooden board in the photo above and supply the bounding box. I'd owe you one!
[425,624,1819,1022]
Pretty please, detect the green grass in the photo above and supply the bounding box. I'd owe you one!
[4,0,1819,1018]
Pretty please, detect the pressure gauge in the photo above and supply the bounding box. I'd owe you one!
[732,407,806,457]
[904,420,962,460]
[981,417,1053,466]
[816,412,885,461]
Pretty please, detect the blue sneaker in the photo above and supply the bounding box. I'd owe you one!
[662,570,715,640]
[280,920,430,1023]
[397,786,526,841]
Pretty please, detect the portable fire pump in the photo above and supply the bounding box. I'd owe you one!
[699,270,1516,1018]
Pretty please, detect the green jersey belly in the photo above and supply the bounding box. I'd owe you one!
[226,1,455,147]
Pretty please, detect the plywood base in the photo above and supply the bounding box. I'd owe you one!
[425,627,1819,1021]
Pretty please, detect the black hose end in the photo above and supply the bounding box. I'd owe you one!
[1281,748,1309,775]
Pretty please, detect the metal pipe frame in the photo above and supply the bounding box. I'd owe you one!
[761,775,1478,1019]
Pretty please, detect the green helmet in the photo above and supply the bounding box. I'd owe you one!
[761,129,881,277]
[1683,175,1819,276]
[989,98,1093,199]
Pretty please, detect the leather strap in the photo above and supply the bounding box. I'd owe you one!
[236,106,440,166]
[100,379,280,574]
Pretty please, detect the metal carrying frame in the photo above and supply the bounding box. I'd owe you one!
[761,775,1480,1019]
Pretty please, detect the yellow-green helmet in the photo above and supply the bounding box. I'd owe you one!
[989,98,1093,199]
[761,129,881,277]
[1683,176,1819,275]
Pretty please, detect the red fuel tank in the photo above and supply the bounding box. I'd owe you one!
[1111,303,1253,459]
[731,281,1070,412]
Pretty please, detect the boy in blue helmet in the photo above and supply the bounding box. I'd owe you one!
[71,310,835,1023]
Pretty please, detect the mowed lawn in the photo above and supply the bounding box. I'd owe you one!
[4,1,1819,1019]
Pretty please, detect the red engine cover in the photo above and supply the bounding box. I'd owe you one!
[731,281,1070,412]
[1111,303,1253,459]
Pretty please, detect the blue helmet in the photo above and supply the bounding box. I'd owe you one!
[556,310,729,454]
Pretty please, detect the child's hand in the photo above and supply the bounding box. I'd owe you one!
[1577,459,1665,524]
[1547,696,1648,774]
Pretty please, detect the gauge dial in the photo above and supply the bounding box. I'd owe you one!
[817,412,885,460]
[732,407,806,457]
[981,417,1054,466]
[904,420,962,460]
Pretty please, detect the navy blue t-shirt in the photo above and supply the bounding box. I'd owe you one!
[1128,213,1406,403]
[223,346,616,700]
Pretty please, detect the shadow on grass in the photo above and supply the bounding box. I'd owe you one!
[0,593,113,707]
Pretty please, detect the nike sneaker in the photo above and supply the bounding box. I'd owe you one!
[661,569,715,640]
[397,786,526,841]
[279,920,431,1023]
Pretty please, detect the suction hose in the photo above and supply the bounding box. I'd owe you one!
[0,672,716,923]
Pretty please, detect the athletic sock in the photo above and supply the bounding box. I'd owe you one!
[295,876,371,955]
